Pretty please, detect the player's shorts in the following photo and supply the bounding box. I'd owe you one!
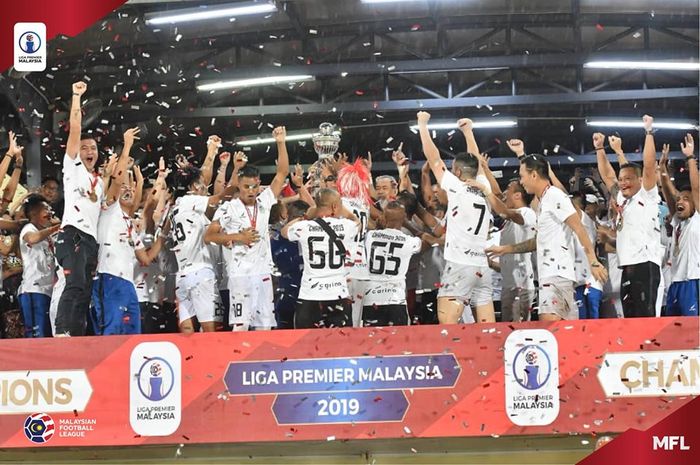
[176,266,217,324]
[437,262,492,306]
[500,287,536,322]
[538,277,578,320]
[295,299,352,329]
[362,304,409,327]
[665,279,699,317]
[228,274,276,329]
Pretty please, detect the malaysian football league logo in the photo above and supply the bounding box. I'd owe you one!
[23,413,54,444]
[136,357,175,401]
[512,344,552,390]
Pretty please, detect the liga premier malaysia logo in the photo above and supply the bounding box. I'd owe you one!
[512,345,552,390]
[13,22,47,72]
[23,413,54,444]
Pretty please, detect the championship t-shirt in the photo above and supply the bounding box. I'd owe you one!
[96,201,143,282]
[499,206,537,291]
[670,212,700,282]
[19,224,55,296]
[615,186,663,267]
[342,196,370,280]
[363,228,422,306]
[287,218,358,300]
[61,154,104,238]
[170,195,213,273]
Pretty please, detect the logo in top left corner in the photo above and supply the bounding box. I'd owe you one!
[14,23,46,72]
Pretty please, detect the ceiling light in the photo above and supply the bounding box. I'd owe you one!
[236,133,315,146]
[410,119,518,130]
[586,119,698,130]
[584,61,700,71]
[145,2,276,25]
[197,75,314,91]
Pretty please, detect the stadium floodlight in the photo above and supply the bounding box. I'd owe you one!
[145,2,276,25]
[410,119,518,130]
[586,119,698,130]
[584,61,700,71]
[197,75,314,91]
[236,133,315,146]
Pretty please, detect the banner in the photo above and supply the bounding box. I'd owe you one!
[0,317,697,449]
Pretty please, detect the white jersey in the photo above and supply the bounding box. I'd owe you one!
[573,212,603,290]
[487,228,503,301]
[439,171,492,266]
[615,186,663,267]
[214,188,276,277]
[170,195,212,274]
[536,186,577,282]
[670,212,700,282]
[363,228,422,306]
[287,217,358,301]
[61,153,104,238]
[134,232,164,303]
[96,202,143,281]
[19,223,55,296]
[500,206,536,291]
[342,196,370,279]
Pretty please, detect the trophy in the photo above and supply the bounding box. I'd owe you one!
[312,122,341,160]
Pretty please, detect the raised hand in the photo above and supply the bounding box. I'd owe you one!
[207,135,222,151]
[391,142,407,166]
[506,139,525,156]
[291,163,304,187]
[72,81,87,96]
[457,118,473,132]
[660,143,670,171]
[681,133,695,158]
[175,154,190,169]
[608,135,623,153]
[6,131,23,157]
[272,126,286,143]
[134,164,144,184]
[592,132,605,149]
[642,114,654,132]
[360,151,373,172]
[416,111,431,125]
[233,151,247,170]
[218,151,231,165]
[123,127,141,147]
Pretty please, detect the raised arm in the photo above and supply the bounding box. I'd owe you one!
[0,131,21,190]
[564,213,608,283]
[547,162,568,194]
[129,165,144,218]
[458,118,480,158]
[681,133,699,213]
[416,111,447,183]
[200,135,220,188]
[2,152,23,208]
[593,132,618,194]
[608,135,629,165]
[658,144,678,217]
[213,152,231,196]
[641,115,658,191]
[291,163,315,207]
[506,138,526,159]
[23,223,61,246]
[269,126,290,197]
[106,127,139,205]
[66,82,87,159]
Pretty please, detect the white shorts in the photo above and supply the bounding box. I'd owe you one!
[437,262,492,306]
[176,267,217,323]
[228,274,276,329]
[538,277,577,320]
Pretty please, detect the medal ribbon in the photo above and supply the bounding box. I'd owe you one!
[244,203,258,229]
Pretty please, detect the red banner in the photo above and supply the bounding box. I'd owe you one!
[0,318,697,450]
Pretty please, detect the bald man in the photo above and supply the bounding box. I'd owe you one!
[363,201,424,326]
[282,189,360,328]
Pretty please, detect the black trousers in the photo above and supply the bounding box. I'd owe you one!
[294,299,352,329]
[54,226,98,336]
[362,304,409,327]
[620,261,661,318]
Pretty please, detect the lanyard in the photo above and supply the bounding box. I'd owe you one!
[244,202,258,229]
